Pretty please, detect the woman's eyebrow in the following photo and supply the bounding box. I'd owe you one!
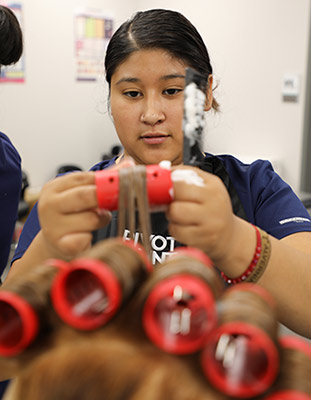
[115,74,186,85]
[116,77,140,85]
[160,74,185,81]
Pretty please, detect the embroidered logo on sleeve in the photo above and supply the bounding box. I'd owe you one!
[279,217,311,225]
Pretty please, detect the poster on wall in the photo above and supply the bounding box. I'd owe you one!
[74,7,114,81]
[0,2,25,83]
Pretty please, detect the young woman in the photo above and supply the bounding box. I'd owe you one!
[6,9,311,339]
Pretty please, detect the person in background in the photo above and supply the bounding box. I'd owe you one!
[0,5,23,279]
[0,2,23,278]
[6,9,311,343]
[0,4,23,398]
[0,5,23,69]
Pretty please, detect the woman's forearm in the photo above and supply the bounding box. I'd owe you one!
[216,218,311,338]
[3,232,53,286]
[258,234,311,338]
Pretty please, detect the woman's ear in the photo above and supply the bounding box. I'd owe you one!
[204,74,214,111]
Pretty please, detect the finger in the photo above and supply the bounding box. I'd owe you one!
[169,221,217,247]
[172,180,205,203]
[166,202,203,225]
[56,212,112,257]
[54,185,99,214]
[44,171,96,194]
[171,166,209,202]
[173,171,227,205]
[42,210,107,239]
[168,223,210,251]
[57,232,94,258]
[96,209,113,226]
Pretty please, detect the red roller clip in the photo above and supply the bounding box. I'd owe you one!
[201,283,279,398]
[51,259,121,331]
[279,335,311,359]
[263,392,310,400]
[120,238,153,273]
[44,258,71,272]
[95,168,120,210]
[142,274,218,355]
[145,164,173,207]
[201,322,279,398]
[262,335,311,400]
[225,282,277,310]
[95,163,173,210]
[0,291,39,357]
[172,246,214,268]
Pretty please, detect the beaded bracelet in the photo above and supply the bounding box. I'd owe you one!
[221,225,271,284]
[245,228,271,283]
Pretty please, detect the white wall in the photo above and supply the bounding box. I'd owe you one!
[1,0,310,192]
[136,0,311,192]
[0,0,138,188]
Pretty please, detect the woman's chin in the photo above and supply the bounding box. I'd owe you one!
[142,154,182,166]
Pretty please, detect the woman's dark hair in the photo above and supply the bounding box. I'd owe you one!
[105,9,218,110]
[0,5,23,68]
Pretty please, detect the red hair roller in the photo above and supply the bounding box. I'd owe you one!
[201,284,279,398]
[279,335,311,359]
[263,393,310,400]
[0,259,71,356]
[225,282,277,309]
[119,238,153,273]
[172,246,214,268]
[201,322,279,398]
[262,335,311,400]
[142,273,218,355]
[0,291,39,357]
[51,258,121,331]
[95,163,173,210]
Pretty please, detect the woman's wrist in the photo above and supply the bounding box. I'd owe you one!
[214,218,258,279]
[4,234,43,284]
[5,231,64,285]
[221,225,271,284]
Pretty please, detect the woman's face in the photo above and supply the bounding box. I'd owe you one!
[110,49,188,166]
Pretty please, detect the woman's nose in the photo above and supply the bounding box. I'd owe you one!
[140,97,165,125]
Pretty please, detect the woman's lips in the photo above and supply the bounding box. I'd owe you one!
[141,134,169,145]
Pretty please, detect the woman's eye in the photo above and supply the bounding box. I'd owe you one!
[124,91,141,98]
[163,88,182,96]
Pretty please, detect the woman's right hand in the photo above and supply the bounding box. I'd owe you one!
[37,171,111,260]
[7,158,135,282]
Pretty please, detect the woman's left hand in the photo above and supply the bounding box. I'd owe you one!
[166,165,237,263]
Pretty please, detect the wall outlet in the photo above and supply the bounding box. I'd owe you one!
[282,73,300,102]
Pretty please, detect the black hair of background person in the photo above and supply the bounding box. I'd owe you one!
[0,5,23,70]
[0,5,23,399]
